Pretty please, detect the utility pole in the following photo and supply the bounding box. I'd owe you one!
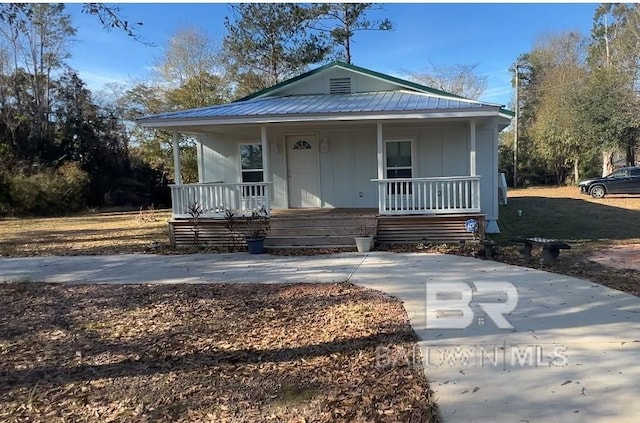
[513,61,519,188]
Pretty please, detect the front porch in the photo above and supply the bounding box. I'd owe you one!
[169,175,481,219]
[162,113,500,248]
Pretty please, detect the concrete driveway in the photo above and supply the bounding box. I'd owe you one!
[1,252,639,422]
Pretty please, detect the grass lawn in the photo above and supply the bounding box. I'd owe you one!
[0,282,437,422]
[0,209,172,257]
[489,186,640,296]
[496,186,640,242]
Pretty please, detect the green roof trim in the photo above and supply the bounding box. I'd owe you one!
[236,61,473,103]
[500,108,515,117]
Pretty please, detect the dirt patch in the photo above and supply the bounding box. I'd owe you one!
[0,282,439,422]
[588,243,640,271]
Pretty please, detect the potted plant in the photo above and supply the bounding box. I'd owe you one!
[245,207,270,254]
[354,219,374,253]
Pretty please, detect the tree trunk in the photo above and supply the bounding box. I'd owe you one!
[573,157,580,185]
[344,9,351,64]
[626,144,635,166]
[602,150,614,176]
[554,163,562,186]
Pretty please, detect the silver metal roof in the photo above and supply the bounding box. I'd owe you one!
[140,90,496,122]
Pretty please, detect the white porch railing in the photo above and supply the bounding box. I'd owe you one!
[375,176,481,215]
[170,182,271,218]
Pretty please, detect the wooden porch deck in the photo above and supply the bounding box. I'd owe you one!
[169,208,485,249]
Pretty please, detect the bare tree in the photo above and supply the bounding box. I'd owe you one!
[155,26,221,89]
[407,63,488,100]
[0,4,76,144]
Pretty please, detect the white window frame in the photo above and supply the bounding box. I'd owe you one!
[384,138,415,179]
[239,142,264,183]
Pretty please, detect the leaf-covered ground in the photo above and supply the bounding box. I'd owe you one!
[0,282,439,422]
[0,209,172,257]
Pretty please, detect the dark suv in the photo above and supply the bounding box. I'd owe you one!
[579,166,640,198]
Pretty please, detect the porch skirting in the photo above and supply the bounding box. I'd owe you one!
[169,212,486,248]
[376,214,485,245]
[169,219,242,248]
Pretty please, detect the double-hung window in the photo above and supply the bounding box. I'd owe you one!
[385,140,412,178]
[240,144,263,197]
[240,144,263,183]
[385,140,413,195]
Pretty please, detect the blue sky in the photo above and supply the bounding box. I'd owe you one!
[65,2,599,107]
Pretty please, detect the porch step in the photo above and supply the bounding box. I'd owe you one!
[269,227,363,237]
[265,211,376,248]
[264,235,356,248]
[265,245,356,251]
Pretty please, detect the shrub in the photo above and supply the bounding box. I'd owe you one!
[7,162,89,215]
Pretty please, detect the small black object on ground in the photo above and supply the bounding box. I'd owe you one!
[511,237,571,265]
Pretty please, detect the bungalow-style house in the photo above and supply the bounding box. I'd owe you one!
[139,62,512,248]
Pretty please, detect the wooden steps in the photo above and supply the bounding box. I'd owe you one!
[265,213,376,249]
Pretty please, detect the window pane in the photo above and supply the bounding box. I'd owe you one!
[241,144,263,170]
[386,141,411,167]
[293,140,312,150]
[386,168,412,179]
[242,171,264,183]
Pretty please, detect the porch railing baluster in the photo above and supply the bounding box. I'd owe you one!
[169,182,271,218]
[372,176,481,215]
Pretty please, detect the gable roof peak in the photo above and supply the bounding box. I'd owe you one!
[236,61,472,103]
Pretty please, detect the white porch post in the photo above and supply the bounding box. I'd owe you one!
[376,123,384,179]
[376,123,384,213]
[197,141,205,183]
[469,119,477,176]
[172,130,182,185]
[261,126,271,211]
[261,126,270,182]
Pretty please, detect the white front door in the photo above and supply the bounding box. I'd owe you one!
[286,134,320,208]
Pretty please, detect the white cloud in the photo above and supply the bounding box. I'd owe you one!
[480,86,513,106]
[75,69,131,91]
